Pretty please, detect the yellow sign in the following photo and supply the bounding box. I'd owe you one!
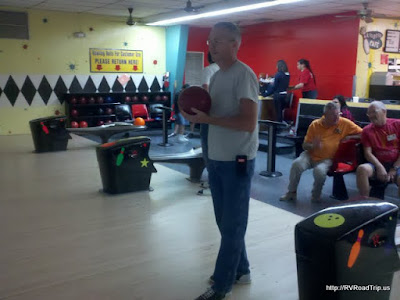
[89,48,143,73]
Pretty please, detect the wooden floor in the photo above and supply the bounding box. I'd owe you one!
[0,134,399,300]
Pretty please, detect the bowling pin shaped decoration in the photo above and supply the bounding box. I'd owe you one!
[40,122,49,134]
[116,147,125,166]
[347,229,364,268]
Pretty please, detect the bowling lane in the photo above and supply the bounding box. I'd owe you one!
[0,134,302,300]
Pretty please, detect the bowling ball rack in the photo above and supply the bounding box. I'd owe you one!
[64,92,171,128]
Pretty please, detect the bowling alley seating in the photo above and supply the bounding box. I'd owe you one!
[327,139,362,200]
[281,92,295,123]
[115,104,134,122]
[131,104,154,122]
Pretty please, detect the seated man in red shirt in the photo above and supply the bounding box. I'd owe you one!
[357,101,400,197]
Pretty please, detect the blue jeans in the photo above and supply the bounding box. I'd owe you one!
[208,158,255,294]
[200,124,209,166]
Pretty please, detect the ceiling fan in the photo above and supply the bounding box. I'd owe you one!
[126,8,137,26]
[183,0,205,13]
[335,1,400,23]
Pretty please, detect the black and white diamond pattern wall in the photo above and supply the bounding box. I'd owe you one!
[0,74,164,107]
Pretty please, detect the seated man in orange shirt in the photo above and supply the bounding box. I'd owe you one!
[280,101,362,202]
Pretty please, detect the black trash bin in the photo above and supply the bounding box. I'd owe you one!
[29,116,70,152]
[295,200,400,300]
[96,136,157,194]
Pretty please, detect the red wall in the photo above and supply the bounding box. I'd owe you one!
[187,14,359,99]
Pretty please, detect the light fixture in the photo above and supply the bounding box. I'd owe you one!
[147,0,304,26]
[73,31,86,38]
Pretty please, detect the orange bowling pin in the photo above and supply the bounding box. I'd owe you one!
[347,229,364,268]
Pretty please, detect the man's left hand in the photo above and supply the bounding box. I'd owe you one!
[180,108,210,124]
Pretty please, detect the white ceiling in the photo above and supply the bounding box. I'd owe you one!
[0,0,400,26]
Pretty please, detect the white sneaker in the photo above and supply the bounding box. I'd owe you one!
[168,132,177,138]
[197,188,212,196]
[177,135,189,143]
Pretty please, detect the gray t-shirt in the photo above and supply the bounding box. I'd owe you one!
[208,60,259,161]
[202,63,220,86]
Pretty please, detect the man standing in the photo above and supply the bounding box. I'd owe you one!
[357,101,400,197]
[180,22,259,300]
[280,102,362,202]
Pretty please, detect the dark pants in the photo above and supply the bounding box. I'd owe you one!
[273,93,287,123]
[208,158,255,294]
[302,90,318,99]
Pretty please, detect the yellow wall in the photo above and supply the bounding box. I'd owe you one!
[355,19,400,98]
[0,8,166,135]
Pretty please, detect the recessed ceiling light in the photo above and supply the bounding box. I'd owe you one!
[147,0,304,26]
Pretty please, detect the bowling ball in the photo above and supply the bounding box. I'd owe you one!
[162,95,168,102]
[79,121,88,128]
[71,109,79,117]
[88,97,96,104]
[132,95,139,102]
[134,117,146,126]
[105,119,113,124]
[105,96,113,103]
[70,97,77,105]
[125,96,131,103]
[142,95,149,102]
[155,95,162,102]
[79,97,87,105]
[178,86,211,115]
[105,108,113,115]
[97,120,105,126]
[97,108,104,115]
[97,96,104,104]
[70,121,79,128]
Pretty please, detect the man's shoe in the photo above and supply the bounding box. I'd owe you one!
[168,132,176,138]
[279,192,297,201]
[197,188,212,196]
[185,133,194,139]
[177,135,189,143]
[209,273,251,285]
[195,288,229,300]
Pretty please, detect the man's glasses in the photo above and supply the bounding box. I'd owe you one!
[206,39,235,46]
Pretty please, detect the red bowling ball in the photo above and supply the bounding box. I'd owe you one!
[97,96,104,104]
[88,97,96,104]
[142,95,149,102]
[79,121,88,128]
[70,121,79,128]
[71,109,79,117]
[70,97,77,105]
[162,95,168,102]
[155,95,162,102]
[97,120,105,126]
[105,119,113,124]
[105,108,113,115]
[125,96,131,103]
[79,97,87,105]
[178,86,211,115]
[132,95,139,102]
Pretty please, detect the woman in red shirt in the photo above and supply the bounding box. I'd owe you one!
[292,59,317,99]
